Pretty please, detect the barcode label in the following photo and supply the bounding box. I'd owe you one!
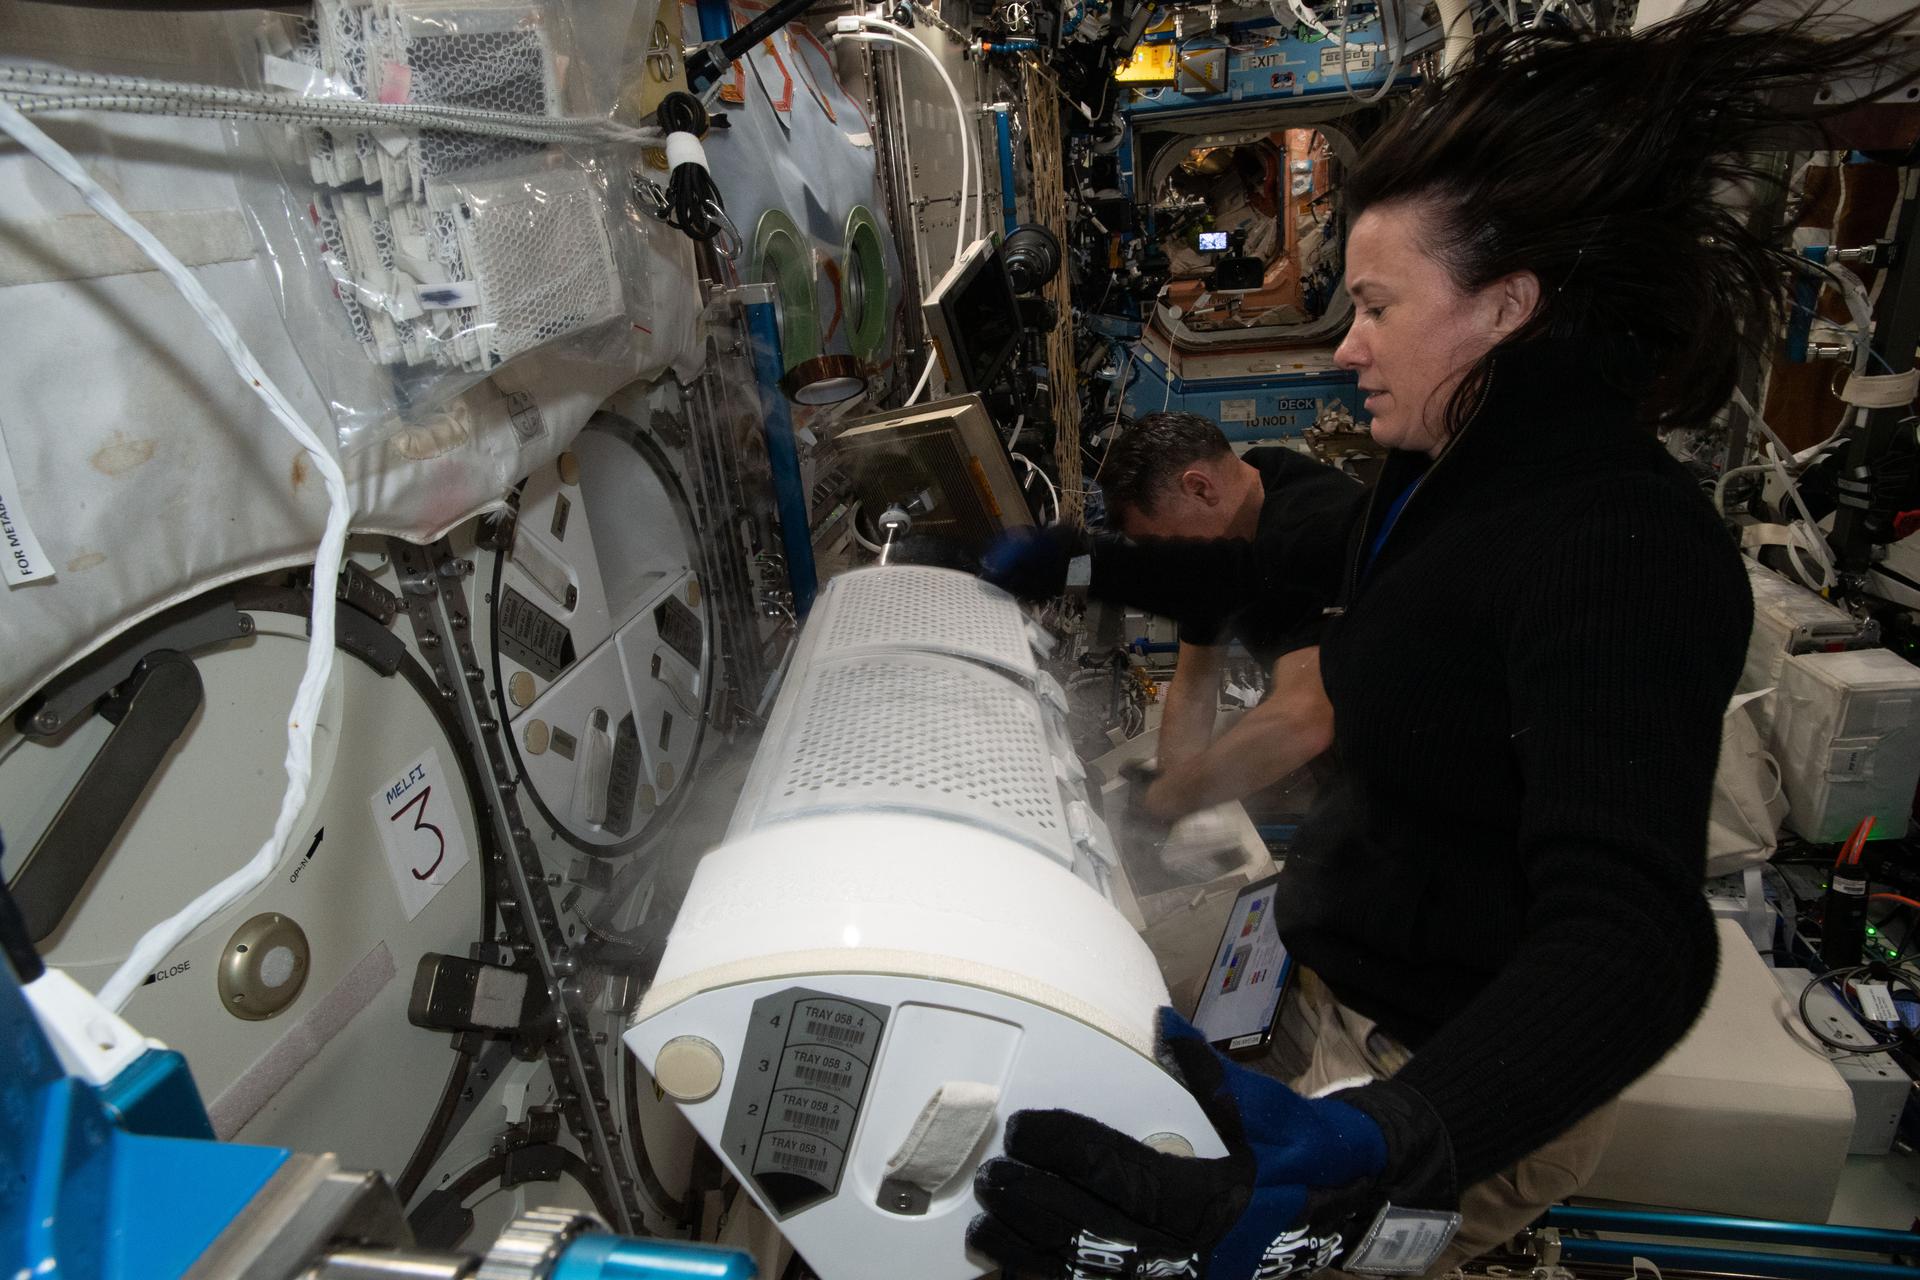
[782,1107,840,1135]
[794,1063,853,1091]
[770,1150,831,1178]
[807,1019,865,1046]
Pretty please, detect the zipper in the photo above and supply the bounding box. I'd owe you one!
[1324,360,1499,619]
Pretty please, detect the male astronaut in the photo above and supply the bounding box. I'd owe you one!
[1039,411,1357,820]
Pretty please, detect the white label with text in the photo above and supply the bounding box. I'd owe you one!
[1855,982,1899,1023]
[370,748,472,919]
[1320,44,1378,73]
[0,423,55,585]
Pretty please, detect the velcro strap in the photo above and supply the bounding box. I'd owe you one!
[665,131,710,172]
[1840,369,1920,409]
[883,1081,1000,1190]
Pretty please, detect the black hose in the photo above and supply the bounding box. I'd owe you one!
[623,1046,693,1227]
[657,92,726,243]
[411,1146,621,1248]
[685,0,821,92]
[716,0,820,66]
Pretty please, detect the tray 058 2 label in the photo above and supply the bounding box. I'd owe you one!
[718,987,889,1219]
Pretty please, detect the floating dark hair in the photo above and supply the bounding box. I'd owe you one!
[1100,410,1232,516]
[1346,0,1920,435]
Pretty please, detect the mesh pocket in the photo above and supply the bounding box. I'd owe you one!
[311,196,377,355]
[434,167,622,367]
[401,23,555,175]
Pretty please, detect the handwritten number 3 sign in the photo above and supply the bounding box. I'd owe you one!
[370,749,472,919]
[390,785,447,880]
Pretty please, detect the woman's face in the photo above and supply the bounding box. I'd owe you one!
[1334,202,1537,457]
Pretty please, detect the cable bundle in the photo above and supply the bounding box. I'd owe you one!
[657,91,725,242]
[0,61,658,155]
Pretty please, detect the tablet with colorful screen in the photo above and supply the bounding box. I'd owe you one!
[1191,875,1292,1055]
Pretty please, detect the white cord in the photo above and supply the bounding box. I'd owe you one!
[1277,0,1347,44]
[1712,462,1772,516]
[1791,403,1858,468]
[837,32,969,270]
[905,348,939,405]
[1732,387,1837,591]
[1095,347,1136,481]
[847,17,983,246]
[1012,451,1061,523]
[847,503,888,554]
[1337,0,1402,106]
[0,63,661,146]
[0,101,356,1013]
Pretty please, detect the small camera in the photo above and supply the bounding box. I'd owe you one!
[1206,229,1264,293]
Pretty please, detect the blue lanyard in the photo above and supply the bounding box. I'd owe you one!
[1364,478,1421,576]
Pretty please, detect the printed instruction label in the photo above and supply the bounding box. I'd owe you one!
[369,746,472,920]
[1320,44,1378,74]
[503,388,547,445]
[1220,398,1257,423]
[1345,1207,1461,1275]
[1855,981,1900,1023]
[0,424,55,585]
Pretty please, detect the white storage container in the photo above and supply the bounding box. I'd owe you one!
[1774,648,1920,842]
[1741,559,1873,742]
[624,568,1223,1280]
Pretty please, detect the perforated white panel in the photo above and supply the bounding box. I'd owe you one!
[812,567,1037,676]
[742,652,1069,858]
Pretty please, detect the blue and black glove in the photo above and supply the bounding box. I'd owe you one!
[968,1009,1460,1279]
[978,524,1090,602]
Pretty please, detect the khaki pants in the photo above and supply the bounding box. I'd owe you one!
[1266,970,1617,1279]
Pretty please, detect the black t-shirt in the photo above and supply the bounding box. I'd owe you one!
[1173,447,1360,667]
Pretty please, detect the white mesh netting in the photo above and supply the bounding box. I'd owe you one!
[437,166,622,366]
[273,0,617,376]
[377,5,558,183]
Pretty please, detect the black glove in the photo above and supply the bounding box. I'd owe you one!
[969,1010,1460,1279]
[979,523,1089,601]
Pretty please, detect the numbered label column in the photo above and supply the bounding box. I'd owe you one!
[718,987,890,1218]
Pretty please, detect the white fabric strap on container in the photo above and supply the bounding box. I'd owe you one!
[1840,368,1920,410]
[883,1081,1002,1194]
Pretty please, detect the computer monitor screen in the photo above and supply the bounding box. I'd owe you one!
[829,393,1032,560]
[921,238,1021,393]
[1197,230,1230,252]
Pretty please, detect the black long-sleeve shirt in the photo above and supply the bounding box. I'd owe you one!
[1087,340,1750,1190]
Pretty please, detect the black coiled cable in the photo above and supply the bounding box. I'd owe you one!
[657,91,725,242]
